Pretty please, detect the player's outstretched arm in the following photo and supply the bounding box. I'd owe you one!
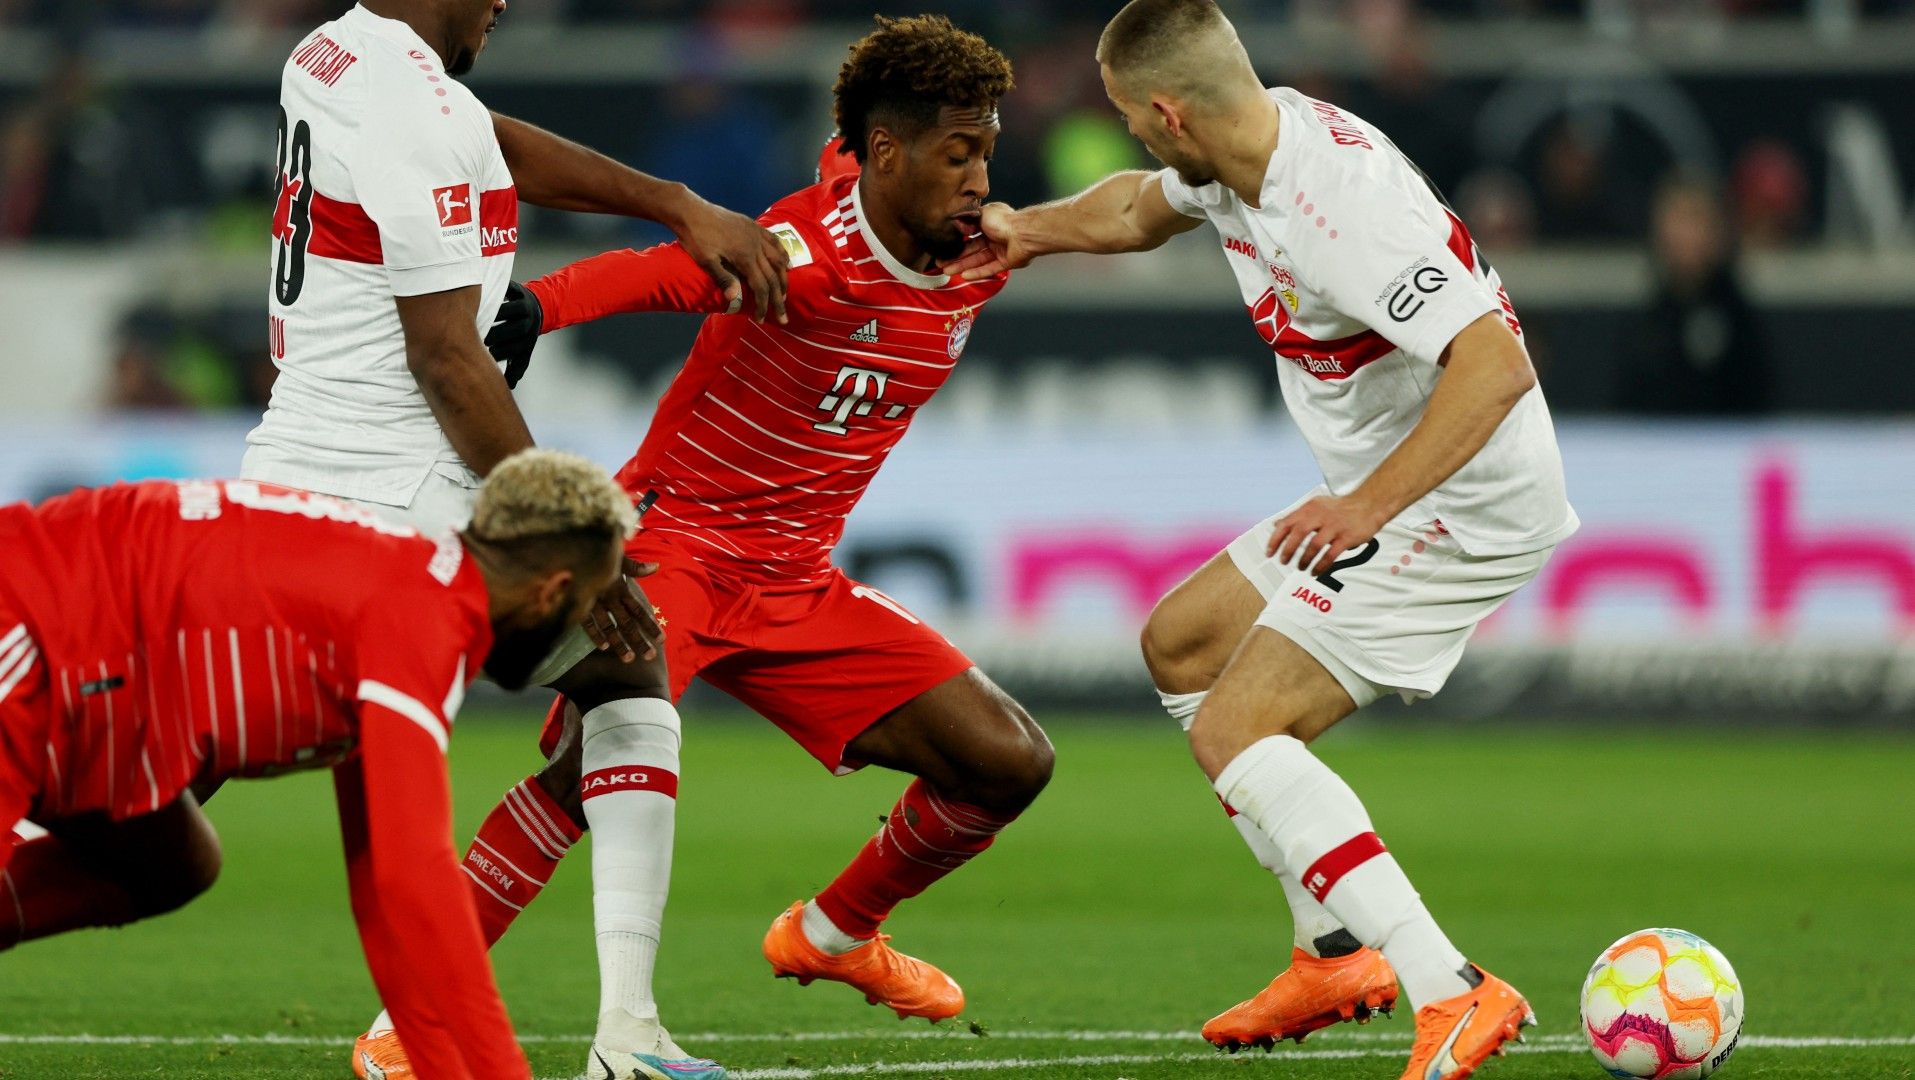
[491,113,789,323]
[1266,313,1537,574]
[397,285,536,478]
[523,242,742,332]
[948,170,1202,280]
[336,708,530,1080]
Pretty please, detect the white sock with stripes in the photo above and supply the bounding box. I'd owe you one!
[1160,689,1351,959]
[1213,734,1469,1008]
[581,697,681,1050]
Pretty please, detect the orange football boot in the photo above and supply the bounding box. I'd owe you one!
[1204,946,1400,1051]
[351,1029,413,1080]
[762,901,964,1021]
[1399,964,1535,1080]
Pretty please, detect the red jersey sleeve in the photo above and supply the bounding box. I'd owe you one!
[334,716,526,1080]
[528,243,731,331]
[333,559,517,1079]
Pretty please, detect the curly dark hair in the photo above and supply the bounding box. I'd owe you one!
[832,15,1013,165]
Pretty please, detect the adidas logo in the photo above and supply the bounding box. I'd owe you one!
[849,320,880,344]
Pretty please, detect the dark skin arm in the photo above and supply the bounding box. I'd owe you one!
[396,285,533,478]
[397,286,656,662]
[491,113,789,323]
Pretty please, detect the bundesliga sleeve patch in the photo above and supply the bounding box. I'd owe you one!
[768,222,813,268]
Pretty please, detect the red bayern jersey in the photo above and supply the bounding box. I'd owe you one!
[0,479,524,1080]
[0,480,487,820]
[529,172,1009,584]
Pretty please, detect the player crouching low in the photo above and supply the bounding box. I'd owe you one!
[0,451,637,1080]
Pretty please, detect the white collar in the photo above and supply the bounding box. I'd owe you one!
[343,4,443,66]
[851,178,950,289]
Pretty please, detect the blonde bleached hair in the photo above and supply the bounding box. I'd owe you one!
[470,449,638,548]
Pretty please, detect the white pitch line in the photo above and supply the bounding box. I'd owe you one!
[4,1031,1913,1049]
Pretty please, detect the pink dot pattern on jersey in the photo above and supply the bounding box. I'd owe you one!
[419,64,432,71]
[1329,230,1339,239]
[436,88,447,96]
[1303,203,1314,214]
[1390,566,1401,575]
[1316,216,1327,227]
[1413,540,1427,553]
[1399,554,1412,566]
[1295,192,1305,205]
[441,106,452,115]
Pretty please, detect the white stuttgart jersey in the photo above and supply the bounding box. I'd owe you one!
[1161,87,1577,556]
[246,3,518,507]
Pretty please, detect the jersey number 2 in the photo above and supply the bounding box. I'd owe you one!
[273,107,314,306]
[1315,538,1380,594]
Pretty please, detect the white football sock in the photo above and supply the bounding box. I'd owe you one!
[581,697,681,1049]
[1161,689,1350,959]
[1214,734,1471,1009]
[801,897,869,955]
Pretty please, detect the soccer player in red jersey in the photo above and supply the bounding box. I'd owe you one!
[0,451,637,1080]
[354,16,1047,1080]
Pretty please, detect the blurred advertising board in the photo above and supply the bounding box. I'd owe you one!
[3,417,1909,720]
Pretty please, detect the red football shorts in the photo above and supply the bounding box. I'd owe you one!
[0,611,51,871]
[541,532,974,772]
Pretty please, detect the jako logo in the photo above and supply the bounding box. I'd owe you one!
[1224,236,1258,260]
[1291,585,1333,612]
[583,771,649,792]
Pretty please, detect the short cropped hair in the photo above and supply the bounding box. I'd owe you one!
[468,449,636,572]
[1097,0,1246,106]
[832,15,1013,165]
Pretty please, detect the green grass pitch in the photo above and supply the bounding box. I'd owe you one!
[3,710,1911,1079]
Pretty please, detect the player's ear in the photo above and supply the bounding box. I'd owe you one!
[534,568,574,617]
[868,127,899,173]
[1152,97,1183,137]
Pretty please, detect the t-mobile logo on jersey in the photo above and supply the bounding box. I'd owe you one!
[815,365,906,435]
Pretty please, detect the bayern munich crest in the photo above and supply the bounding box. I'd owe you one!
[946,309,975,359]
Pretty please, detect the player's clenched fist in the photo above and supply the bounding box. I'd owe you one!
[1265,493,1389,577]
[945,203,1032,280]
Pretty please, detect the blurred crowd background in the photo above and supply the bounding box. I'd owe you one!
[1,1,1910,719]
[3,0,1913,419]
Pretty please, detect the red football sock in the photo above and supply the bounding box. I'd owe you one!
[461,776,582,946]
[814,779,1016,941]
[0,835,140,949]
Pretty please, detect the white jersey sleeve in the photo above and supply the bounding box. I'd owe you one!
[1156,167,1218,221]
[1287,168,1498,367]
[351,71,488,297]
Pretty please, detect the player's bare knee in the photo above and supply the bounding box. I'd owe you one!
[965,708,1054,813]
[536,736,587,831]
[1141,599,1223,696]
[1186,697,1285,780]
[137,836,222,918]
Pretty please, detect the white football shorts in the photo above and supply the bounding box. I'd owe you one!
[1226,487,1555,708]
[334,464,479,536]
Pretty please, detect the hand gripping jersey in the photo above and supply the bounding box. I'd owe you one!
[246,3,519,507]
[1160,88,1577,556]
[0,480,525,1080]
[529,173,1010,583]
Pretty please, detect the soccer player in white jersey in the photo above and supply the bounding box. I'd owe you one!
[259,3,788,1079]
[949,2,1577,1077]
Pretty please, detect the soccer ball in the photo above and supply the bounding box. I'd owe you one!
[1580,928,1744,1079]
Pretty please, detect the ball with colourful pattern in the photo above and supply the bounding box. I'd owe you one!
[1580,928,1744,1079]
